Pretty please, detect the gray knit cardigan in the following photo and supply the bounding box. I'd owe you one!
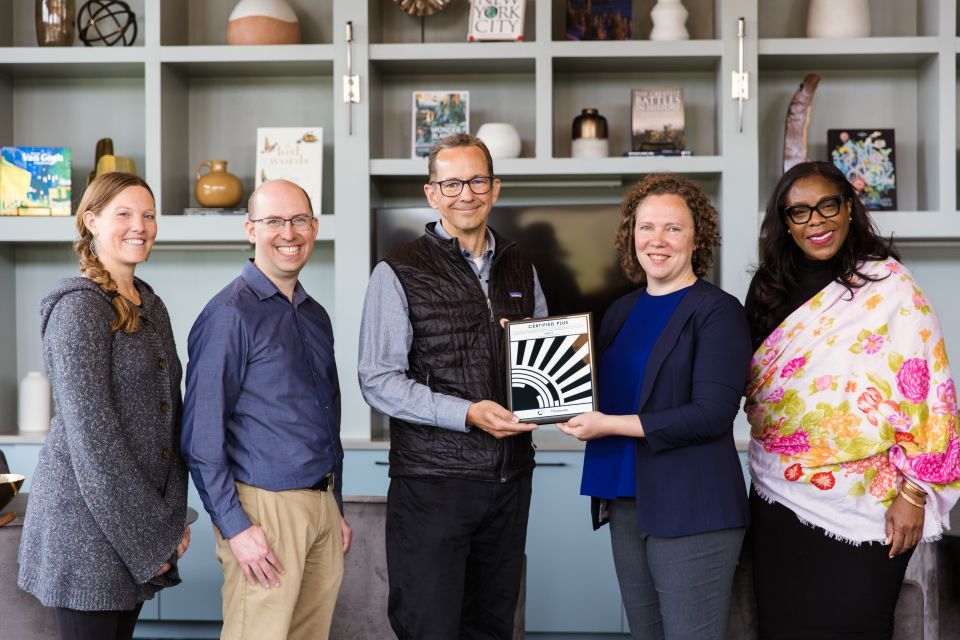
[18,277,188,611]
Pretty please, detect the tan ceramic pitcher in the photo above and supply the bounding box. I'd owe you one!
[195,160,244,208]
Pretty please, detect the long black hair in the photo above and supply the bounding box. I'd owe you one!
[747,161,899,342]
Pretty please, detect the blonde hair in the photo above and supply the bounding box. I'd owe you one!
[73,172,155,333]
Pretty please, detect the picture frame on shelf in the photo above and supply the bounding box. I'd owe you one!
[565,0,631,41]
[255,127,324,215]
[828,129,896,211]
[412,91,469,158]
[0,147,72,217]
[468,0,525,42]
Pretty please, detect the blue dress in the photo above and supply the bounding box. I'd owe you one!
[580,287,688,499]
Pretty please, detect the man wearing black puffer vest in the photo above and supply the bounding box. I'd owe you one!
[358,133,548,640]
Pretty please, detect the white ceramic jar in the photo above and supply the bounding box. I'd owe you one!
[18,371,51,433]
[807,0,870,38]
[476,123,522,159]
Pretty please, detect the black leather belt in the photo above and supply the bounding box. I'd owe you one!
[310,473,334,492]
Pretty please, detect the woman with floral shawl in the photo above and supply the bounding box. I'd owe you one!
[745,161,960,639]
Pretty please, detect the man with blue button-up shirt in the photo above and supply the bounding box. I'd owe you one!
[182,180,349,640]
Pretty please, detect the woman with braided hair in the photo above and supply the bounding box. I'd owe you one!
[18,172,190,640]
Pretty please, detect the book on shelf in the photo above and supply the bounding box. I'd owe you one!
[183,207,248,215]
[255,127,323,215]
[565,0,631,40]
[631,87,686,153]
[0,146,72,216]
[412,91,469,158]
[623,150,694,157]
[468,0,524,41]
[828,128,897,211]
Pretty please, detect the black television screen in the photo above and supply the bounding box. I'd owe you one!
[373,205,635,327]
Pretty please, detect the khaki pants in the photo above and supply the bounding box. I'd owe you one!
[214,482,344,640]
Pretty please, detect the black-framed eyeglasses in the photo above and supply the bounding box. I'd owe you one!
[783,195,845,225]
[430,176,495,198]
[249,215,316,230]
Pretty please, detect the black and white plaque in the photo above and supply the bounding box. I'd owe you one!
[505,313,597,423]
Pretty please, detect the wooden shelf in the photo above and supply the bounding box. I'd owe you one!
[370,156,723,178]
[0,47,145,78]
[550,40,722,73]
[759,37,940,71]
[0,431,47,444]
[159,45,334,76]
[0,215,336,243]
[370,43,537,74]
[874,211,960,240]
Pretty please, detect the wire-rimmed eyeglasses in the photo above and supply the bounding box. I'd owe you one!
[249,215,316,230]
[783,195,845,225]
[430,176,495,198]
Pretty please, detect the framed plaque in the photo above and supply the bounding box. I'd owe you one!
[505,313,597,423]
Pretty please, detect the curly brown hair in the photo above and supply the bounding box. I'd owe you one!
[614,173,720,285]
[74,172,155,334]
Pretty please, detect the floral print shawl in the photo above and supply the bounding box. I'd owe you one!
[746,259,960,543]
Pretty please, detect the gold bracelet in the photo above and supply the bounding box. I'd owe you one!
[899,489,926,509]
[902,487,927,503]
[903,478,927,497]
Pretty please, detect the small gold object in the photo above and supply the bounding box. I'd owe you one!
[899,488,925,509]
[902,478,927,497]
[0,473,26,512]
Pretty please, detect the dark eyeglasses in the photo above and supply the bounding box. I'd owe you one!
[249,215,316,230]
[783,195,845,225]
[430,176,495,197]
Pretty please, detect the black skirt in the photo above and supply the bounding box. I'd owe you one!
[749,487,913,640]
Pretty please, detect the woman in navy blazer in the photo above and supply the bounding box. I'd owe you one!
[558,174,751,640]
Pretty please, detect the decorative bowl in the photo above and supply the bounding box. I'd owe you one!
[0,474,26,512]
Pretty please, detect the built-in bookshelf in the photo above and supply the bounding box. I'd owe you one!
[1,0,959,447]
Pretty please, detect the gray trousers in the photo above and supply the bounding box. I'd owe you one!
[608,499,745,640]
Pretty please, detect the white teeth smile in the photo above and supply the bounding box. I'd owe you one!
[809,230,834,241]
[648,254,669,262]
[277,246,300,255]
[123,239,144,245]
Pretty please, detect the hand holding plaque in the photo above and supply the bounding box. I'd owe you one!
[505,313,597,423]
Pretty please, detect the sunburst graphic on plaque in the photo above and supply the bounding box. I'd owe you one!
[506,313,596,422]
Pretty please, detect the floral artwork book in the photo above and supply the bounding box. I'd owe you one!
[828,129,897,211]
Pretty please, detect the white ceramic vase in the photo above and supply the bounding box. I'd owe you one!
[476,123,522,159]
[571,138,609,159]
[18,371,51,433]
[650,0,689,41]
[227,0,301,45]
[807,0,870,38]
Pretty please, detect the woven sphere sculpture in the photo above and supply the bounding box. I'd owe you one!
[78,0,138,46]
[392,0,450,17]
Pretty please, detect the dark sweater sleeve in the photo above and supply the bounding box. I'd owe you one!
[640,294,752,453]
[154,300,190,540]
[45,293,183,584]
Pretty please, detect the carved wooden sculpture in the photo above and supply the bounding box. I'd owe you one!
[783,73,821,173]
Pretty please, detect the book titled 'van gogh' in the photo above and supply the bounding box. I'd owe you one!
[0,146,72,216]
